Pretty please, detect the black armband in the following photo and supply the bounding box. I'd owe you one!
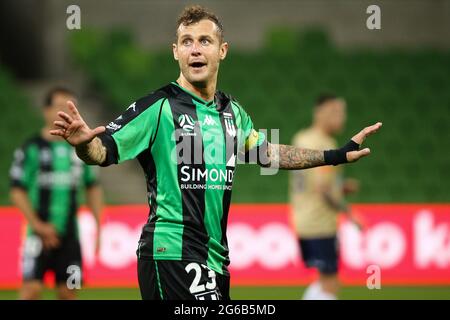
[324,140,360,166]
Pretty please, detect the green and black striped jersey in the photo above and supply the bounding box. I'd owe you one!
[99,82,267,275]
[9,136,99,239]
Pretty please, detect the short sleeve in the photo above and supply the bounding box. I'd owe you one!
[98,93,167,166]
[231,101,268,164]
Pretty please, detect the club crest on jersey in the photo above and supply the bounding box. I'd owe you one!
[224,118,236,137]
[178,114,196,132]
[202,115,216,126]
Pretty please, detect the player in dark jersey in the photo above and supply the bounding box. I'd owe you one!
[50,5,382,300]
[10,87,103,300]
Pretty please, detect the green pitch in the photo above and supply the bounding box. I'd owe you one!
[1,286,450,300]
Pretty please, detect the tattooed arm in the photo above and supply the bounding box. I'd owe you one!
[265,143,325,170]
[261,122,383,170]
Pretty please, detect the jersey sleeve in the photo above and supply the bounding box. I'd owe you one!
[9,143,35,190]
[83,164,99,188]
[231,101,268,164]
[98,93,167,166]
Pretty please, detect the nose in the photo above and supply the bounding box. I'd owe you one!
[190,41,201,56]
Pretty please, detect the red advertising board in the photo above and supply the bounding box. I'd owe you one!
[1,204,449,288]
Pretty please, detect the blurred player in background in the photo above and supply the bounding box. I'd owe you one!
[9,87,103,300]
[290,94,362,300]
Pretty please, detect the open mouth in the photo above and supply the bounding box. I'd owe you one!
[189,61,207,69]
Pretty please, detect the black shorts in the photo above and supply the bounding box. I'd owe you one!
[299,236,339,275]
[22,234,82,284]
[138,259,230,300]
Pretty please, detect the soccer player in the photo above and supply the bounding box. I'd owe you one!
[290,94,362,300]
[10,87,103,300]
[50,5,382,300]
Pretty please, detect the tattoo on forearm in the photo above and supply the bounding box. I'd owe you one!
[76,137,106,165]
[268,143,325,170]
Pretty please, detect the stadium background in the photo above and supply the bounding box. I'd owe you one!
[1,0,449,299]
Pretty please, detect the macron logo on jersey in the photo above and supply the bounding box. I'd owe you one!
[126,102,136,112]
[106,102,136,132]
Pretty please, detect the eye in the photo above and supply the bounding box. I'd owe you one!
[182,38,192,46]
[201,39,210,45]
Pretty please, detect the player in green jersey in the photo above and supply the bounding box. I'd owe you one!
[10,87,103,300]
[50,6,382,300]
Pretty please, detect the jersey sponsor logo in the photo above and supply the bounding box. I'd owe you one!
[106,121,122,131]
[37,171,83,188]
[202,115,216,126]
[180,165,234,190]
[55,145,69,158]
[40,148,52,165]
[178,114,196,132]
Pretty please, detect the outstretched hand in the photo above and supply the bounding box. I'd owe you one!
[50,100,106,146]
[346,122,382,162]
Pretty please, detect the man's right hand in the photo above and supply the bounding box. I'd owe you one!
[50,100,106,146]
[32,221,60,250]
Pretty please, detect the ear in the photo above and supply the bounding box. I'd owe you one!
[219,42,228,60]
[173,43,179,61]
